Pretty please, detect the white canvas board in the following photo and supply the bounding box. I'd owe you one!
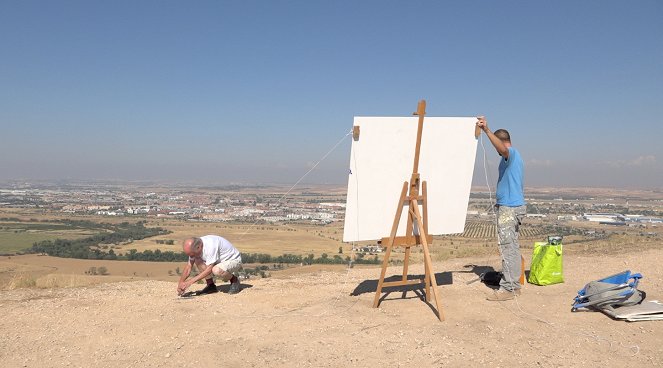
[343,116,478,242]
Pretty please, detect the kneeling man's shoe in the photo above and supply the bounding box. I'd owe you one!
[198,283,219,295]
[228,280,241,295]
[486,289,520,301]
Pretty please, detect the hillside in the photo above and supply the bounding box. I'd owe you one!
[1,248,663,367]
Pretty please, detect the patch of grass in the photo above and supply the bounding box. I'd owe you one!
[35,274,91,288]
[0,230,94,254]
[0,220,109,254]
[0,222,78,231]
[6,273,37,289]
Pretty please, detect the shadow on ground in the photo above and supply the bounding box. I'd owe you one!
[350,272,453,297]
[180,283,254,298]
[351,263,521,299]
[460,264,500,290]
[459,264,531,291]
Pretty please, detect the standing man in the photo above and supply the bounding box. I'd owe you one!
[177,235,242,296]
[476,116,526,301]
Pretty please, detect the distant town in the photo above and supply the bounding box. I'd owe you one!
[0,181,345,225]
[1,181,661,230]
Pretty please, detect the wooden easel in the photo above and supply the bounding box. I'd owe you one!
[372,100,478,321]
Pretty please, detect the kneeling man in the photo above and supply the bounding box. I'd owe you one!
[177,235,242,295]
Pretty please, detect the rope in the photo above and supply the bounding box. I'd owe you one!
[237,129,352,240]
[209,128,361,319]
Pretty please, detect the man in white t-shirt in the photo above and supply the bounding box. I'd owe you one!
[177,235,243,296]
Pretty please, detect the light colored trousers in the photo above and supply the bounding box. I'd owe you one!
[496,205,527,291]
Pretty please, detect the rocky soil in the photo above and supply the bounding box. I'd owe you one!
[2,249,663,367]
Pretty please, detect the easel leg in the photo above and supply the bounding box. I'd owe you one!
[403,198,415,284]
[373,240,394,308]
[373,182,409,308]
[402,246,411,282]
[412,199,445,321]
[424,256,431,302]
[421,181,431,301]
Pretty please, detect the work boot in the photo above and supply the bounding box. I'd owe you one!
[486,289,521,301]
[228,279,241,295]
[197,283,218,295]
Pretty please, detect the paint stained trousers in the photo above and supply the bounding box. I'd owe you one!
[496,205,527,291]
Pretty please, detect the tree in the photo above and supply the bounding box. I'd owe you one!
[338,246,343,254]
[105,249,117,260]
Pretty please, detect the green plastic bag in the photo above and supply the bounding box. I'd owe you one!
[528,241,564,285]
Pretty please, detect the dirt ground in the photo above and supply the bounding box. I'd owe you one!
[1,248,663,368]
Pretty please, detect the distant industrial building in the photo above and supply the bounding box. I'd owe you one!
[637,217,663,224]
[557,215,579,221]
[584,213,662,225]
[583,213,626,223]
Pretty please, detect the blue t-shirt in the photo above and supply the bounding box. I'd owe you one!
[496,147,525,207]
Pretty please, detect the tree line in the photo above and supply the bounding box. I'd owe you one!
[27,220,380,265]
[29,221,171,260]
[242,252,380,265]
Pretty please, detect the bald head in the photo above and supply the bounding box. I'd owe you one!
[182,237,203,257]
[494,129,511,142]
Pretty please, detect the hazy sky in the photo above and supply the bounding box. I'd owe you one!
[1,1,661,189]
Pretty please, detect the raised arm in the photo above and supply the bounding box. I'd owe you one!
[476,116,509,159]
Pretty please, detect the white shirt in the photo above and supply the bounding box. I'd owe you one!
[196,235,241,266]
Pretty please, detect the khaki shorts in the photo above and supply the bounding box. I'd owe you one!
[213,259,242,274]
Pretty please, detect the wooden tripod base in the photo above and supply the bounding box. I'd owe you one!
[372,180,445,321]
[369,99,449,321]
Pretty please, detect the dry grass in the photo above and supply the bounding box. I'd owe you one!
[6,272,37,289]
[35,274,107,289]
[5,272,98,290]
[116,221,347,257]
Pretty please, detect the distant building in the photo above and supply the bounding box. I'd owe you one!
[583,213,626,223]
[314,212,335,220]
[557,215,578,221]
[637,217,663,224]
[319,202,345,208]
[352,244,384,253]
[599,221,626,226]
[287,213,310,220]
[201,213,228,221]
[261,216,288,222]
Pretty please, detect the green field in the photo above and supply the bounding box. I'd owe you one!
[0,222,98,254]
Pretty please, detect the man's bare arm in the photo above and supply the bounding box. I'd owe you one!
[181,264,215,290]
[179,259,193,284]
[476,116,509,158]
[177,259,196,295]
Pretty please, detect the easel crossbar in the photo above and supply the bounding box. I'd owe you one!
[382,279,424,288]
[381,235,433,246]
